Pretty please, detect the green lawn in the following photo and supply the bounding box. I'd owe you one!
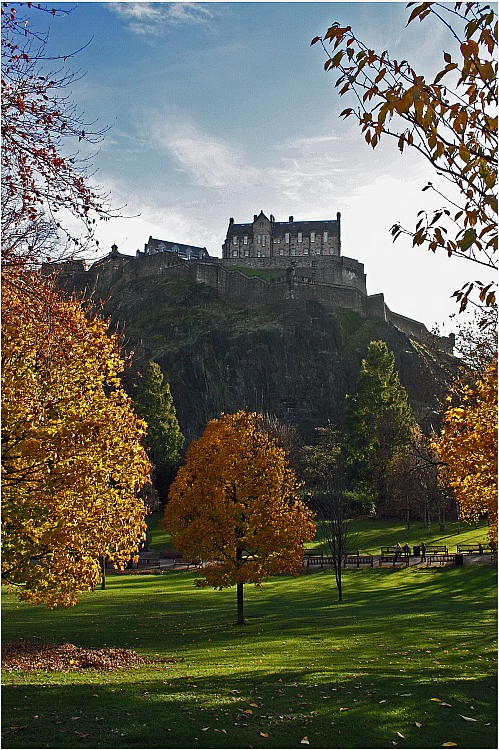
[146,512,490,556]
[2,563,497,748]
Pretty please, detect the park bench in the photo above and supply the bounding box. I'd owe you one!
[379,555,409,567]
[380,546,410,557]
[424,545,448,555]
[425,554,456,566]
[343,554,373,568]
[137,557,161,568]
[171,553,201,568]
[305,554,336,567]
[457,543,491,554]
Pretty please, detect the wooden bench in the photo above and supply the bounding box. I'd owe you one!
[343,554,373,568]
[426,554,456,566]
[424,545,448,555]
[305,554,336,567]
[380,546,410,556]
[379,555,409,567]
[457,543,491,554]
[137,557,161,568]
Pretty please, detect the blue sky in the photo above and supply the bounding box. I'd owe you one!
[30,2,477,331]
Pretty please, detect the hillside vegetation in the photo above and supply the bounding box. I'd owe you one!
[83,274,455,442]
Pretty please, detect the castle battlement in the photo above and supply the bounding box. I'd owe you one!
[40,211,454,355]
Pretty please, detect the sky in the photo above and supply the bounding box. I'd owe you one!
[27,1,483,333]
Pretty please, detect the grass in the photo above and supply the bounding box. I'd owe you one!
[146,512,490,556]
[2,562,497,748]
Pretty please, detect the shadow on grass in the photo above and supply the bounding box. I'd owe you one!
[2,671,496,749]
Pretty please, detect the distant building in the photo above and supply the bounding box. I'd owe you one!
[222,210,341,259]
[140,236,210,262]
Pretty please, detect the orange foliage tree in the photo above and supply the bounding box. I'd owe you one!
[433,357,497,543]
[313,2,497,310]
[1,275,151,606]
[164,411,316,624]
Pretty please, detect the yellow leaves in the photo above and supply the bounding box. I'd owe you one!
[2,275,149,607]
[164,410,316,590]
[434,357,498,545]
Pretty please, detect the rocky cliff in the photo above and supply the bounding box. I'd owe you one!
[70,271,455,444]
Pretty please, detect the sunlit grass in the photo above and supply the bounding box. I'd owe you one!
[2,563,496,748]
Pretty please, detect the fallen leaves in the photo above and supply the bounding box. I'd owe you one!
[301,737,309,745]
[1,642,177,672]
[459,715,478,722]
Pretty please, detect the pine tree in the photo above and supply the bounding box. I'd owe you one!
[133,362,184,500]
[344,340,415,515]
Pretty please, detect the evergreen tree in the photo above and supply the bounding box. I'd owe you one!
[344,340,415,515]
[133,362,184,501]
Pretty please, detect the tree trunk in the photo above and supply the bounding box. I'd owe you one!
[100,556,106,590]
[235,546,245,625]
[236,582,245,625]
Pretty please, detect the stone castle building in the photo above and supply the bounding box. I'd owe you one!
[41,210,454,353]
[222,211,341,259]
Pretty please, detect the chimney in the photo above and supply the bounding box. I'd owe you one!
[229,217,234,225]
[253,214,258,222]
[289,216,294,223]
[111,243,118,255]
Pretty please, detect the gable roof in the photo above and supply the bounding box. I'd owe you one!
[145,237,209,259]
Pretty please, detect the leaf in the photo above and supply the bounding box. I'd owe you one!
[440,702,452,708]
[414,722,422,728]
[431,698,442,702]
[397,732,405,738]
[442,744,458,747]
[260,732,269,738]
[249,702,258,708]
[301,738,309,745]
[339,707,349,711]
[459,715,478,722]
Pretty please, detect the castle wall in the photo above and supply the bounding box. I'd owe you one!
[44,246,453,353]
[218,255,367,294]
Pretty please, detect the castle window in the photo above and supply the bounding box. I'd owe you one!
[303,246,309,255]
[244,249,249,256]
[233,235,238,245]
[323,231,328,243]
[243,235,248,245]
[297,232,302,243]
[285,232,290,243]
[232,250,238,257]
[279,247,284,256]
[291,246,296,256]
[257,234,261,245]
[259,221,263,227]
[310,231,315,242]
[262,235,266,246]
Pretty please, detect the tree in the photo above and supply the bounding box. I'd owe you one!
[433,356,497,543]
[164,411,315,625]
[386,427,452,529]
[132,362,184,501]
[302,425,355,602]
[1,276,151,607]
[2,4,114,276]
[344,340,415,515]
[313,2,497,311]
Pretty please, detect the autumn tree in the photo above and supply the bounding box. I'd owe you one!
[433,356,497,543]
[313,2,497,310]
[132,361,184,501]
[1,277,150,607]
[2,4,114,276]
[164,411,315,625]
[344,340,415,515]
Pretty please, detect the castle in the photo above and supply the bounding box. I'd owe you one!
[42,211,455,353]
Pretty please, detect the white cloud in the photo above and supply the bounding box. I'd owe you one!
[147,116,259,189]
[109,2,217,35]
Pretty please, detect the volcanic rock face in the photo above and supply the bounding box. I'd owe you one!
[83,273,454,443]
